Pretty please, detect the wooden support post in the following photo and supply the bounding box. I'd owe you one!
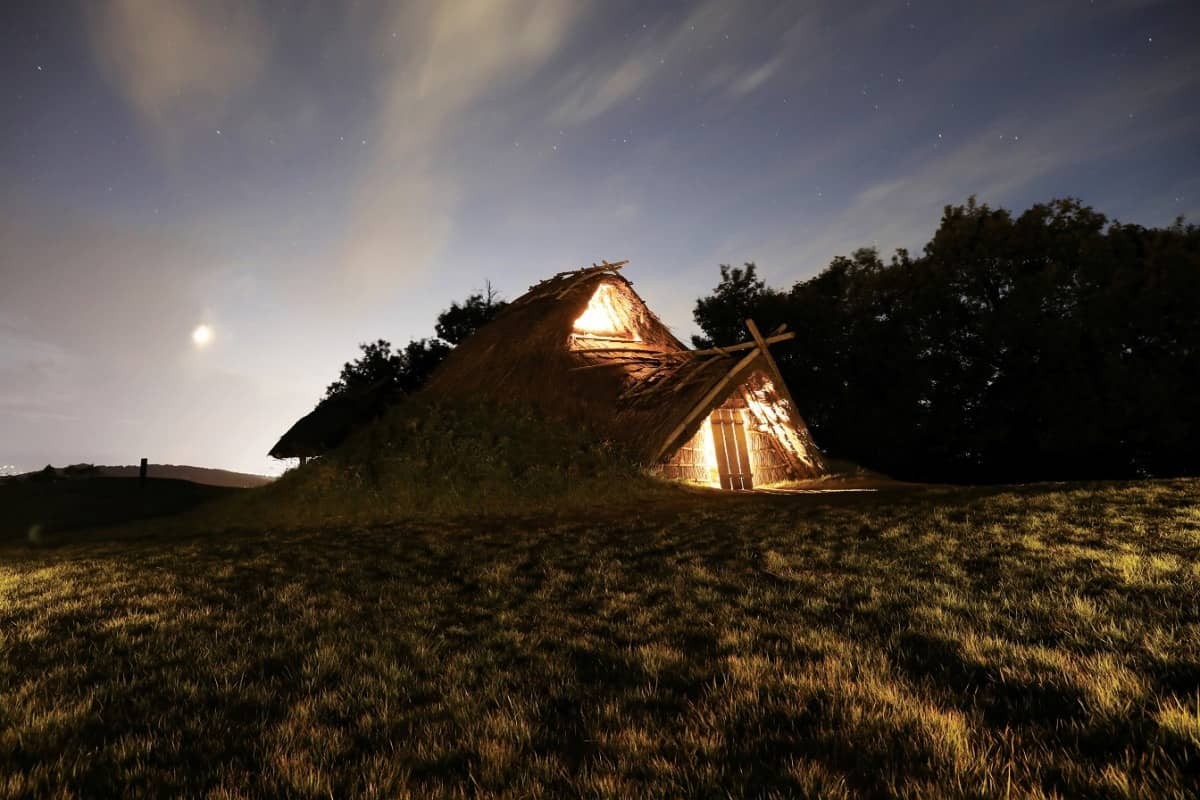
[745,318,811,461]
[651,348,761,463]
[299,455,308,467]
[139,457,148,486]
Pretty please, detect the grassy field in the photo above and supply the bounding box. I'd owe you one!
[2,480,1198,798]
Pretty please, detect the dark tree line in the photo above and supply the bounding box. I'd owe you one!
[693,198,1200,483]
[322,285,507,405]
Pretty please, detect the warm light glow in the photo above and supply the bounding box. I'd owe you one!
[664,375,817,489]
[192,324,213,347]
[572,283,641,340]
[699,414,721,488]
[744,376,817,469]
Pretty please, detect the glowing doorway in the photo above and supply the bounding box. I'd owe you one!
[707,407,754,490]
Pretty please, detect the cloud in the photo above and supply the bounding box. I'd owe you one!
[725,55,786,96]
[547,1,890,126]
[0,322,76,421]
[784,57,1200,276]
[337,0,588,296]
[551,57,650,125]
[87,0,269,132]
[547,0,741,126]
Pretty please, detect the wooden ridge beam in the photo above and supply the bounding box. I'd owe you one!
[568,329,793,371]
[554,259,629,299]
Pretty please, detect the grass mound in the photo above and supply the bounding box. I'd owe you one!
[221,398,682,528]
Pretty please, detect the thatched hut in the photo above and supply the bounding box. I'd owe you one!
[422,261,824,489]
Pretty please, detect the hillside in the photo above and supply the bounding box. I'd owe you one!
[2,479,1197,797]
[4,463,272,488]
[0,477,240,544]
[92,463,274,488]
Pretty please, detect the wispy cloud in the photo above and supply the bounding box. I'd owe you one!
[337,0,589,295]
[548,0,821,126]
[550,56,650,125]
[0,323,75,418]
[87,0,269,132]
[774,56,1200,278]
[725,54,787,97]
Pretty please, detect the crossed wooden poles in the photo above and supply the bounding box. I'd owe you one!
[650,318,802,463]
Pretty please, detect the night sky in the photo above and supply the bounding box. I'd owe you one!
[2,1,1198,476]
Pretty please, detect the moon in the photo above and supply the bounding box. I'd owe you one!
[192,324,213,348]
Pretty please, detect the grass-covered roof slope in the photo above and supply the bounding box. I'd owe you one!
[235,397,685,526]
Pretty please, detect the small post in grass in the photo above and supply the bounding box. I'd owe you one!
[139,457,148,487]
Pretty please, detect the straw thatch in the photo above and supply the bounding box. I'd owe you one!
[269,381,400,459]
[422,262,825,483]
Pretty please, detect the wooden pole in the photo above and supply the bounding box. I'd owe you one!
[651,348,761,463]
[554,260,630,299]
[568,330,795,371]
[139,457,147,486]
[745,318,815,470]
[681,329,793,358]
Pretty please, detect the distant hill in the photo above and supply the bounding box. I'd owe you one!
[96,464,274,488]
[6,464,273,488]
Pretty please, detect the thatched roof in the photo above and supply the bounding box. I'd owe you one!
[422,262,824,476]
[269,381,400,459]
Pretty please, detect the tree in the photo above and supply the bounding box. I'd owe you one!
[690,198,1200,483]
[324,339,404,399]
[322,285,507,405]
[692,263,769,348]
[435,282,508,345]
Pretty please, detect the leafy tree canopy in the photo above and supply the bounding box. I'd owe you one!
[692,197,1200,482]
[435,283,508,345]
[322,285,507,405]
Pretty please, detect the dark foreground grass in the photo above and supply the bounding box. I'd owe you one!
[0,477,236,545]
[2,481,1199,798]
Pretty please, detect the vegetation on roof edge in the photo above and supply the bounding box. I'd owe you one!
[222,398,688,529]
